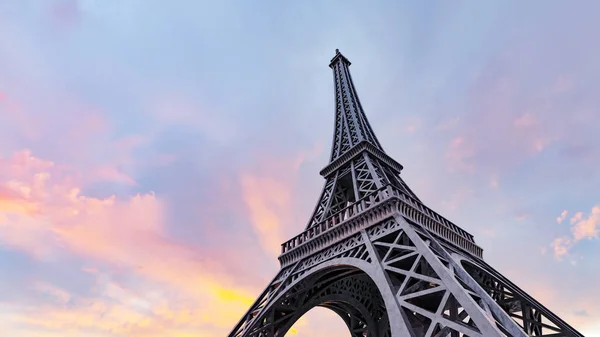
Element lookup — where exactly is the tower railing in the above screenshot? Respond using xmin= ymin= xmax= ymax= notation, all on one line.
xmin=280 ymin=184 xmax=483 ymax=260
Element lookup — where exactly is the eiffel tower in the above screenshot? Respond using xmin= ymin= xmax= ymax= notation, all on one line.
xmin=228 ymin=50 xmax=585 ymax=337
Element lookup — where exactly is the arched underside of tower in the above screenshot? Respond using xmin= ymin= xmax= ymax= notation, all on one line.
xmin=270 ymin=266 xmax=391 ymax=337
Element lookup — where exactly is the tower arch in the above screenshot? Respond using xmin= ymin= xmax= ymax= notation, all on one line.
xmin=275 ymin=266 xmax=389 ymax=337
xmin=239 ymin=257 xmax=399 ymax=337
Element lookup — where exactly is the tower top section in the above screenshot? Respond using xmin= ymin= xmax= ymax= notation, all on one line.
xmin=329 ymin=48 xmax=351 ymax=68
xmin=327 ymin=49 xmax=384 ymax=162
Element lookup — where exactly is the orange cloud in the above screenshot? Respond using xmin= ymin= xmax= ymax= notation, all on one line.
xmin=240 ymin=173 xmax=289 ymax=258
xmin=239 ymin=144 xmax=323 ymax=259
xmin=0 ymin=149 xmax=261 ymax=336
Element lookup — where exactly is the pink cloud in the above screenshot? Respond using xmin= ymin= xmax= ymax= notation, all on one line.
xmin=532 ymin=137 xmax=554 ymax=153
xmin=33 ymin=282 xmax=72 ymax=304
xmin=497 ymin=248 xmax=600 ymax=335
xmin=489 ymin=173 xmax=499 ymax=189
xmin=48 ymin=0 xmax=82 ymax=28
xmin=446 ymin=43 xmax=591 ymax=175
xmin=436 ymin=116 xmax=460 ymax=131
xmin=81 ymin=267 xmax=98 ymax=274
xmin=0 ymin=89 xmax=186 ymax=191
xmin=444 ymin=136 xmax=475 ymax=173
xmin=572 ymin=206 xmax=600 ymax=241
xmin=0 ymin=85 xmax=146 ymax=188
xmin=439 ymin=185 xmax=474 ymax=212
xmin=77 ymin=134 xmax=149 ymax=186
xmin=240 ymin=173 xmax=289 ymax=258
xmin=513 ymin=112 xmax=538 ymax=128
xmin=0 ymin=149 xmax=263 ymax=335
xmin=557 ymin=210 xmax=568 ymax=224
xmin=66 ymin=113 xmax=109 ymax=143
xmin=571 ymin=212 xmax=584 ymax=224
xmin=239 ymin=144 xmax=323 ymax=259
xmin=551 ymin=236 xmax=572 ymax=258
xmin=513 ymin=112 xmax=537 ymax=128
xmin=551 ymin=205 xmax=600 ymax=258
xmin=0 ymin=94 xmax=40 ymax=146
xmin=90 ymin=165 xmax=136 ymax=185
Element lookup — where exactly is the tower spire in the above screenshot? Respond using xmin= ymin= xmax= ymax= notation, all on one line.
xmin=328 ymin=49 xmax=383 ymax=162
xmin=300 ymin=50 xmax=420 ymax=230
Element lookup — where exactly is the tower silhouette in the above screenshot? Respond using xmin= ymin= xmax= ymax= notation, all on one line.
xmin=228 ymin=50 xmax=585 ymax=337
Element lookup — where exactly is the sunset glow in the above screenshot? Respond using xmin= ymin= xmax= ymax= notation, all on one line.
xmin=0 ymin=1 xmax=599 ymax=336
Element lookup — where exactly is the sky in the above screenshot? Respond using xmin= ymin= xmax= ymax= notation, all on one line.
xmin=0 ymin=0 xmax=599 ymax=336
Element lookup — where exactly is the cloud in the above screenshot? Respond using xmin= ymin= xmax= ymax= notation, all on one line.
xmin=0 ymin=149 xmax=260 ymax=335
xmin=0 ymin=88 xmax=140 ymax=186
xmin=557 ymin=210 xmax=568 ymax=224
xmin=489 ymin=173 xmax=499 ymax=189
xmin=513 ymin=112 xmax=537 ymax=128
xmin=436 ymin=117 xmax=460 ymax=131
xmin=571 ymin=212 xmax=583 ymax=224
xmin=551 ymin=205 xmax=600 ymax=258
xmin=1 ymin=1 xmax=599 ymax=336
xmin=439 ymin=185 xmax=474 ymax=211
xmin=437 ymin=39 xmax=598 ymax=179
xmin=444 ymin=136 xmax=475 ymax=173
xmin=48 ymin=0 xmax=83 ymax=28
xmin=572 ymin=206 xmax=600 ymax=241
xmin=550 ymin=237 xmax=572 ymax=259
xmin=89 ymin=165 xmax=136 ymax=185
xmin=240 ymin=145 xmax=323 ymax=259
xmin=240 ymin=173 xmax=288 ymax=258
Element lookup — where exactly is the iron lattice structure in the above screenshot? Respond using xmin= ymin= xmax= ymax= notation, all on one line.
xmin=228 ymin=50 xmax=585 ymax=337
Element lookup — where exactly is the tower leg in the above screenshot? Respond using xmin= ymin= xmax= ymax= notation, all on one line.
xmin=453 ymin=255 xmax=584 ymax=336
xmin=364 ymin=215 xmax=508 ymax=336
xmin=389 ymin=214 xmax=583 ymax=337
